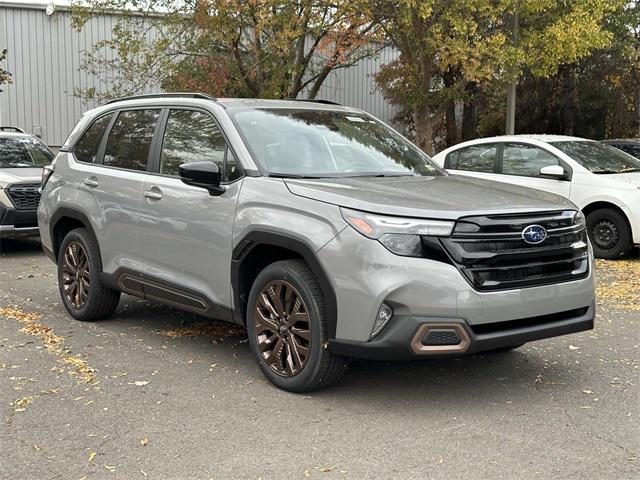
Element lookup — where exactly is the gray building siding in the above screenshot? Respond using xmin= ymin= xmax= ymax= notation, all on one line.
xmin=0 ymin=2 xmax=399 ymax=146
xmin=0 ymin=4 xmax=114 ymax=145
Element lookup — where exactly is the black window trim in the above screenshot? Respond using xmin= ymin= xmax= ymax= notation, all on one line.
xmin=148 ymin=105 xmax=245 ymax=185
xmin=71 ymin=106 xmax=163 ymax=175
xmin=445 ymin=142 xmax=502 ymax=174
xmin=497 ymin=141 xmax=573 ymax=181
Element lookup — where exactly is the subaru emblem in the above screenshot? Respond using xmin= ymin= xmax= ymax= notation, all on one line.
xmin=522 ymin=225 xmax=548 ymax=245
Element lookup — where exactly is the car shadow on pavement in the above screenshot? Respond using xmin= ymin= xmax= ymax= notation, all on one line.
xmin=99 ymin=295 xmax=558 ymax=407
xmin=0 ymin=238 xmax=43 ymax=256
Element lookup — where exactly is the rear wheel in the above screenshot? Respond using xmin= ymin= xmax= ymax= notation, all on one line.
xmin=586 ymin=208 xmax=632 ymax=259
xmin=57 ymin=228 xmax=120 ymax=321
xmin=246 ymin=259 xmax=349 ymax=392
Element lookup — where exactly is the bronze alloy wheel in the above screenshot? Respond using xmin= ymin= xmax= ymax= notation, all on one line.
xmin=62 ymin=241 xmax=91 ymax=309
xmin=254 ymin=280 xmax=312 ymax=377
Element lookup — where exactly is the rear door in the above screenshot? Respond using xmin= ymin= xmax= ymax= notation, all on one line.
xmin=139 ymin=108 xmax=244 ymax=312
xmin=444 ymin=143 xmax=501 ymax=182
xmin=72 ymin=108 xmax=160 ymax=274
xmin=494 ymin=142 xmax=572 ymax=198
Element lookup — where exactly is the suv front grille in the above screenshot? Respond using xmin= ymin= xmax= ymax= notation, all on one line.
xmin=439 ymin=211 xmax=589 ymax=291
xmin=7 ymin=183 xmax=41 ymax=210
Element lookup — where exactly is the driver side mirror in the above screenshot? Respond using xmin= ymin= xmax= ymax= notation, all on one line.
xmin=178 ymin=162 xmax=226 ymax=196
xmin=539 ymin=164 xmax=568 ymax=180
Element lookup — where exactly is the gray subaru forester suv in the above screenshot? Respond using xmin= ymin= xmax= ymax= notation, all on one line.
xmin=38 ymin=94 xmax=595 ymax=392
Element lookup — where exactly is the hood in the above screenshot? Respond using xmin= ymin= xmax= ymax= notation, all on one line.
xmin=0 ymin=168 xmax=43 ymax=187
xmin=285 ymin=174 xmax=576 ymax=219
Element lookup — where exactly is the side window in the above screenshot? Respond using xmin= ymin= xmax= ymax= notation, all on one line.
xmin=619 ymin=144 xmax=640 ymax=159
xmin=103 ymin=109 xmax=160 ymax=171
xmin=74 ymin=114 xmax=113 ymax=164
xmin=446 ymin=144 xmax=497 ymax=173
xmin=502 ymin=143 xmax=559 ymax=177
xmin=160 ymin=109 xmax=242 ymax=182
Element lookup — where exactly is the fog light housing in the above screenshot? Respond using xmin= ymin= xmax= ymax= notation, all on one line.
xmin=371 ymin=303 xmax=393 ymax=339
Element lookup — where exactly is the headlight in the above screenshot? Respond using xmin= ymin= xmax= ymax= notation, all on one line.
xmin=340 ymin=207 xmax=454 ymax=257
xmin=574 ymin=210 xmax=586 ymax=228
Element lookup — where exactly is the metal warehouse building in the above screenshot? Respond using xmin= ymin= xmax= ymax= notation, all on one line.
xmin=0 ymin=0 xmax=399 ymax=146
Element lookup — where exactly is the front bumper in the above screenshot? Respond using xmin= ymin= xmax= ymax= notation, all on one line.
xmin=318 ymin=226 xmax=596 ymax=345
xmin=330 ymin=302 xmax=595 ymax=360
xmin=0 ymin=204 xmax=40 ymax=238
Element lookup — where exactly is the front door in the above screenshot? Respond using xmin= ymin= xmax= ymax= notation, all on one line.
xmin=494 ymin=142 xmax=572 ymax=198
xmin=139 ymin=108 xmax=243 ymax=312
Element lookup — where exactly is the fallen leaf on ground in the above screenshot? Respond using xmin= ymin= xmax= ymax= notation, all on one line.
xmin=317 ymin=466 xmax=336 ymax=473
xmin=88 ymin=452 xmax=97 ymax=462
xmin=157 ymin=323 xmax=244 ymax=339
xmin=596 ymin=260 xmax=640 ymax=310
xmin=140 ymin=437 xmax=149 ymax=446
xmin=1 ymin=306 xmax=96 ymax=383
xmin=14 ymin=396 xmax=34 ymax=409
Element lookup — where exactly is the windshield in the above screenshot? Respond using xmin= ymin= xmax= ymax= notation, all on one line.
xmin=229 ymin=109 xmax=442 ymax=177
xmin=0 ymin=136 xmax=54 ymax=168
xmin=551 ymin=141 xmax=640 ymax=174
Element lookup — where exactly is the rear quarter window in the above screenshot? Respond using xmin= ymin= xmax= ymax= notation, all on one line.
xmin=74 ymin=114 xmax=113 ymax=163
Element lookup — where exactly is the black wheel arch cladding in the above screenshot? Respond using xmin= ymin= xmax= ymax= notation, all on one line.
xmin=231 ymin=230 xmax=338 ymax=339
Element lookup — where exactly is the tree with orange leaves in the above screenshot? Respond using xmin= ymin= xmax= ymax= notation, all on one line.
xmin=72 ymin=0 xmax=378 ymax=101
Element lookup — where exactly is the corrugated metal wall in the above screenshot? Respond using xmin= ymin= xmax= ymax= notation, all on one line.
xmin=0 ymin=5 xmax=115 ymax=145
xmin=313 ymin=44 xmax=400 ymax=127
xmin=0 ymin=2 xmax=400 ymax=146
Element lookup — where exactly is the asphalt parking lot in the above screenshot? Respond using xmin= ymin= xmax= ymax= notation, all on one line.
xmin=1 ymin=239 xmax=639 ymax=480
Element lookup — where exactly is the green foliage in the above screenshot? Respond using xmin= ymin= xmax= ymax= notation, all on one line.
xmin=0 ymin=48 xmax=12 ymax=92
xmin=71 ymin=0 xmax=378 ymax=101
xmin=373 ymin=0 xmax=620 ymax=153
xmin=479 ymin=0 xmax=640 ymax=139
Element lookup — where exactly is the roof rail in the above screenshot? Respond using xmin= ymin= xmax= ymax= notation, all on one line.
xmin=106 ymin=93 xmax=217 ymax=105
xmin=295 ymin=99 xmax=342 ymax=106
xmin=0 ymin=126 xmax=26 ymax=133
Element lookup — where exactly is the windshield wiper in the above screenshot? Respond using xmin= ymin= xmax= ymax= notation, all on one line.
xmin=339 ymin=173 xmax=418 ymax=178
xmin=267 ymin=173 xmax=325 ymax=179
xmin=592 ymin=169 xmax=624 ymax=174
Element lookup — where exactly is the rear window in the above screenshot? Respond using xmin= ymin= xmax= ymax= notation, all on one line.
xmin=74 ymin=114 xmax=113 ymax=164
xmin=446 ymin=144 xmax=497 ymax=173
xmin=103 ymin=109 xmax=160 ymax=171
xmin=0 ymin=136 xmax=54 ymax=168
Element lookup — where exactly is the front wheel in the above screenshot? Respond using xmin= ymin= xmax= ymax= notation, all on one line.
xmin=586 ymin=208 xmax=632 ymax=259
xmin=246 ymin=259 xmax=349 ymax=392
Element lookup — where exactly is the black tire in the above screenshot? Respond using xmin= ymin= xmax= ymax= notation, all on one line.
xmin=246 ymin=259 xmax=349 ymax=392
xmin=57 ymin=228 xmax=120 ymax=321
xmin=586 ymin=208 xmax=632 ymax=259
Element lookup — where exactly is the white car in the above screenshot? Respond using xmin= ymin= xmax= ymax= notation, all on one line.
xmin=433 ymin=135 xmax=640 ymax=259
